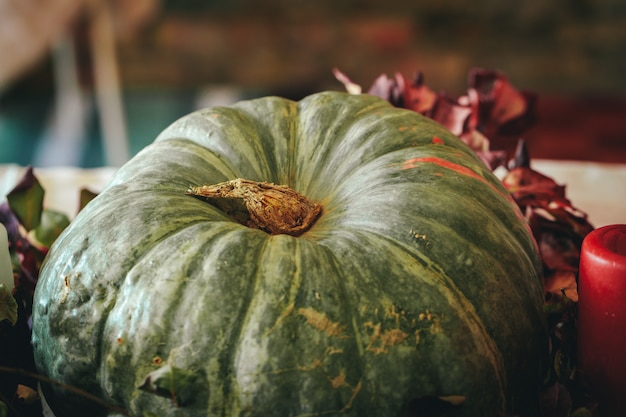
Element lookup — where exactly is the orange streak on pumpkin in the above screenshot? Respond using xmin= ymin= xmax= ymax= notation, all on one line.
xmin=401 ymin=157 xmax=523 ymax=219
xmin=402 ymin=157 xmax=485 ymax=181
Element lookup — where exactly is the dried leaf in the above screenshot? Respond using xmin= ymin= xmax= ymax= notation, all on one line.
xmin=474 ymin=149 xmax=509 ymax=171
xmin=544 ymin=270 xmax=578 ymax=302
xmin=79 ymin=188 xmax=99 ymax=212
xmin=16 ymin=384 xmax=39 ymax=404
xmin=539 ymin=233 xmax=581 ymax=272
xmin=509 ymin=139 xmax=531 ymax=169
xmin=334 ymin=67 xmax=536 ymax=171
xmin=428 ymin=94 xmax=472 ymax=137
xmin=544 ymin=292 xmax=576 ymax=316
xmin=332 ymin=68 xmax=362 ymax=95
xmin=501 ymin=167 xmax=567 ymax=205
xmin=398 ymin=72 xmax=438 ymax=114
xmin=467 ymin=68 xmax=537 ymax=137
xmin=366 ymin=73 xmax=405 ymax=107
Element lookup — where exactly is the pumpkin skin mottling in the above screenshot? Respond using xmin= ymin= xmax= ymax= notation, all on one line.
xmin=32 ymin=92 xmax=548 ymax=417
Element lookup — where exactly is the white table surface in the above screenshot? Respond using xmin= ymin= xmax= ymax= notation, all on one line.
xmin=1 ymin=160 xmax=625 ymax=227
xmin=531 ymin=160 xmax=626 ymax=228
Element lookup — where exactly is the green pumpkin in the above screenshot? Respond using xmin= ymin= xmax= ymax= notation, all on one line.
xmin=32 ymin=91 xmax=547 ymax=417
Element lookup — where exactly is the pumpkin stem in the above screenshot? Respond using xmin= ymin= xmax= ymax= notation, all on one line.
xmin=186 ymin=179 xmax=322 ymax=236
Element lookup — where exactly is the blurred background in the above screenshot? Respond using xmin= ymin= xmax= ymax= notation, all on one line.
xmin=1 ymin=0 xmax=626 ymax=167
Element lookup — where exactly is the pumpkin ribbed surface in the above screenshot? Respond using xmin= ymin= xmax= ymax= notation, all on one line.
xmin=32 ymin=91 xmax=547 ymax=417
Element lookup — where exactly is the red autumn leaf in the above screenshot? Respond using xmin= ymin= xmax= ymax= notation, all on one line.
xmin=502 ymin=166 xmax=567 ymax=206
xmin=427 ymin=93 xmax=472 ymax=137
xmin=398 ymin=72 xmax=438 ymax=114
xmin=334 ymin=68 xmax=439 ymax=115
xmin=474 ymin=149 xmax=509 ymax=171
xmin=544 ymin=269 xmax=579 ymax=302
xmin=367 ymin=72 xmax=405 ymax=107
xmin=467 ymin=68 xmax=537 ymax=137
xmin=469 ymin=69 xmax=525 ymax=123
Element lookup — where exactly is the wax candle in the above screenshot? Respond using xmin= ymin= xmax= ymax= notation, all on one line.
xmin=578 ymin=224 xmax=626 ymax=417
xmin=0 ymin=223 xmax=14 ymax=289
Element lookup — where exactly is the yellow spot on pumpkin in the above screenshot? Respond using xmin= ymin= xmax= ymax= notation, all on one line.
xmin=307 ymin=358 xmax=323 ymax=369
xmin=267 ymin=346 xmax=343 ymax=375
xmin=381 ymin=329 xmax=409 ymax=348
xmin=297 ymin=307 xmax=346 ymax=338
xmin=325 ymin=346 xmax=344 ymax=356
xmin=329 ymin=371 xmax=350 ymax=389
xmin=430 ymin=318 xmax=443 ymax=334
xmin=385 ymin=304 xmax=408 ymax=325
xmin=60 ymin=274 xmax=71 ymax=304
xmin=410 ymin=229 xmax=428 ymax=241
xmin=60 ymin=272 xmax=81 ymax=304
xmin=342 ymin=380 xmax=363 ymax=412
xmin=364 ymin=322 xmax=409 ymax=354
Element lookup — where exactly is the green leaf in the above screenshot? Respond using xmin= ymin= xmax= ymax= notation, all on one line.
xmin=32 ymin=209 xmax=71 ymax=248
xmin=0 ymin=399 xmax=8 ymax=417
xmin=6 ymin=167 xmax=44 ymax=231
xmin=571 ymin=407 xmax=593 ymax=417
xmin=138 ymin=364 xmax=202 ymax=407
xmin=0 ymin=283 xmax=18 ymax=326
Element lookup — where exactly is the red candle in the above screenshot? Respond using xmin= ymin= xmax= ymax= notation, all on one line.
xmin=578 ymin=224 xmax=626 ymax=417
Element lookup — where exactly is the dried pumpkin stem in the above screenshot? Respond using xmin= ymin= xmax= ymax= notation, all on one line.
xmin=186 ymin=178 xmax=322 ymax=236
